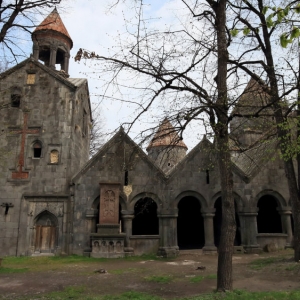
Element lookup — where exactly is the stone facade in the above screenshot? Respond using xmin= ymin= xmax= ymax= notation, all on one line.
xmin=0 ymin=10 xmax=91 ymax=256
xmin=0 ymin=10 xmax=293 ymax=258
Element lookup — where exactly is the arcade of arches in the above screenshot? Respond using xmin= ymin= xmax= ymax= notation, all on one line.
xmin=88 ymin=192 xmax=293 ymax=255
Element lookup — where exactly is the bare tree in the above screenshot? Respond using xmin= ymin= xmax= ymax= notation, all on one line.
xmin=76 ymin=0 xmax=239 ymax=291
xmin=0 ymin=0 xmax=64 ymax=62
xmin=90 ymin=105 xmax=106 ymax=157
xmin=227 ymin=0 xmax=300 ymax=262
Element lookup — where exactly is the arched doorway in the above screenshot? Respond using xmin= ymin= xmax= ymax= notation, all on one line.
xmin=34 ymin=210 xmax=58 ymax=253
xmin=177 ymin=196 xmax=204 ymax=249
xmin=257 ymin=195 xmax=282 ymax=233
xmin=214 ymin=197 xmax=241 ymax=247
xmin=132 ymin=197 xmax=159 ymax=235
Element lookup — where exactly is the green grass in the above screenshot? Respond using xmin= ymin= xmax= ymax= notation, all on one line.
xmin=46 ymin=286 xmax=87 ymax=299
xmin=101 ymin=291 xmax=162 ymax=300
xmin=2 ymin=289 xmax=300 ymax=300
xmin=144 ymin=275 xmax=173 ymax=283
xmin=122 ymin=254 xmax=166 ymax=261
xmin=190 ymin=274 xmax=217 ymax=283
xmin=110 ymin=268 xmax=140 ymax=274
xmin=1 ymin=255 xmax=108 ymax=267
xmin=249 ymin=257 xmax=279 ymax=270
xmin=0 ymin=267 xmax=28 ymax=274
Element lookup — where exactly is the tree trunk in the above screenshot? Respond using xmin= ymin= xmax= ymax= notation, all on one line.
xmin=216 ymin=132 xmax=236 ymax=291
xmin=213 ymin=0 xmax=236 ymax=291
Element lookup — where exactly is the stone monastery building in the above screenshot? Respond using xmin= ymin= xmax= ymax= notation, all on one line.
xmin=0 ymin=9 xmax=294 ymax=257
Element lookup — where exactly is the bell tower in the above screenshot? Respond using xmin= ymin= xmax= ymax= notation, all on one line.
xmin=32 ymin=8 xmax=73 ymax=76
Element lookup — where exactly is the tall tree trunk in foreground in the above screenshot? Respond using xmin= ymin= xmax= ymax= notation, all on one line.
xmin=212 ymin=0 xmax=236 ymax=291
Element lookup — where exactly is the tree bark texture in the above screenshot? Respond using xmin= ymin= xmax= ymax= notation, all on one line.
xmin=213 ymin=0 xmax=236 ymax=291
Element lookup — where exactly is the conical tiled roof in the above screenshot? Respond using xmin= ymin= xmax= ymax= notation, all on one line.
xmin=146 ymin=119 xmax=188 ymax=151
xmin=233 ymin=78 xmax=269 ymax=115
xmin=33 ymin=8 xmax=72 ymax=48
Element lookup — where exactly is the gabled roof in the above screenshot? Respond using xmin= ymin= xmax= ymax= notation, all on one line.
xmin=0 ymin=57 xmax=86 ymax=90
xmin=146 ymin=118 xmax=188 ymax=151
xmin=167 ymin=135 xmax=214 ymax=178
xmin=33 ymin=8 xmax=73 ymax=48
xmin=71 ymin=127 xmax=167 ymax=182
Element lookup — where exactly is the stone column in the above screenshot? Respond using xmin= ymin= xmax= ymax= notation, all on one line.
xmin=49 ymin=45 xmax=57 ymax=69
xmin=202 ymin=208 xmax=217 ymax=254
xmin=63 ymin=52 xmax=70 ymax=75
xmin=121 ymin=210 xmax=134 ymax=255
xmin=278 ymin=207 xmax=293 ymax=247
xmin=157 ymin=209 xmax=179 ymax=258
xmin=239 ymin=207 xmax=261 ymax=253
xmin=32 ymin=42 xmax=39 ymax=60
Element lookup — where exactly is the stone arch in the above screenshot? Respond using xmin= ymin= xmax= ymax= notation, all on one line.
xmin=34 ymin=210 xmax=58 ymax=253
xmin=174 ymin=191 xmax=208 ymax=209
xmin=254 ymin=190 xmax=287 ymax=208
xmin=129 ymin=192 xmax=162 ymax=212
xmin=130 ymin=193 xmax=160 ymax=235
xmin=176 ymin=193 xmax=205 ymax=249
xmin=211 ymin=191 xmax=244 ymax=211
xmin=256 ymin=191 xmax=284 ymax=233
xmin=212 ymin=192 xmax=242 ymax=247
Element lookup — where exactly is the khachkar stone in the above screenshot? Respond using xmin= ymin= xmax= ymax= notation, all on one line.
xmin=97 ymin=183 xmax=120 ymax=234
xmin=90 ymin=183 xmax=126 ymax=258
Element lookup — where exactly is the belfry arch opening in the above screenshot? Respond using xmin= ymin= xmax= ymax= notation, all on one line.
xmin=213 ymin=197 xmax=241 ymax=247
xmin=257 ymin=195 xmax=282 ymax=233
xmin=132 ymin=198 xmax=159 ymax=235
xmin=177 ymin=196 xmax=204 ymax=249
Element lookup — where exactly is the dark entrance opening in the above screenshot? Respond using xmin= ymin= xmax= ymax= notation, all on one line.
xmin=132 ymin=198 xmax=159 ymax=235
xmin=214 ymin=197 xmax=241 ymax=247
xmin=177 ymin=196 xmax=204 ymax=249
xmin=257 ymin=195 xmax=282 ymax=233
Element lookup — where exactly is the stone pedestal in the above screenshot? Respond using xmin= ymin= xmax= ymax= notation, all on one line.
xmin=90 ymin=183 xmax=126 ymax=258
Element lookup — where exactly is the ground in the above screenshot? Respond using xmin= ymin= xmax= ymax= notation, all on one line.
xmin=0 ymin=249 xmax=299 ymax=299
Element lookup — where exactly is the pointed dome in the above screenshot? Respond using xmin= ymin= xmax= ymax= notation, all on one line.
xmin=233 ymin=78 xmax=269 ymax=115
xmin=146 ymin=118 xmax=188 ymax=151
xmin=33 ymin=8 xmax=73 ymax=49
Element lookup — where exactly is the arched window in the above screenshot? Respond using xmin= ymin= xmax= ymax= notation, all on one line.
xmin=33 ymin=141 xmax=42 ymax=158
xmin=132 ymin=198 xmax=158 ymax=235
xmin=50 ymin=150 xmax=59 ymax=164
xmin=257 ymin=195 xmax=282 ymax=233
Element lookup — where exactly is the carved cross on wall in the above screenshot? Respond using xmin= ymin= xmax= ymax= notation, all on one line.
xmin=10 ymin=111 xmax=40 ymax=179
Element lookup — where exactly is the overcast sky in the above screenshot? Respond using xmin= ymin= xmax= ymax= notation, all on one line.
xmin=57 ymin=0 xmax=203 ymax=150
xmin=1 ymin=0 xmax=206 ymax=151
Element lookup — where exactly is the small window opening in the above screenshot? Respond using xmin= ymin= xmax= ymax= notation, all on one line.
xmin=50 ymin=150 xmax=59 ymax=164
xmin=11 ymin=94 xmax=21 ymax=107
xmin=206 ymin=170 xmax=210 ymax=184
xmin=27 ymin=74 xmax=36 ymax=84
xmin=33 ymin=142 xmax=42 ymax=158
xmin=124 ymin=170 xmax=129 ymax=186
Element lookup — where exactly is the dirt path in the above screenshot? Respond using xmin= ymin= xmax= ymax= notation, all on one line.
xmin=0 ymin=250 xmax=299 ymax=299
